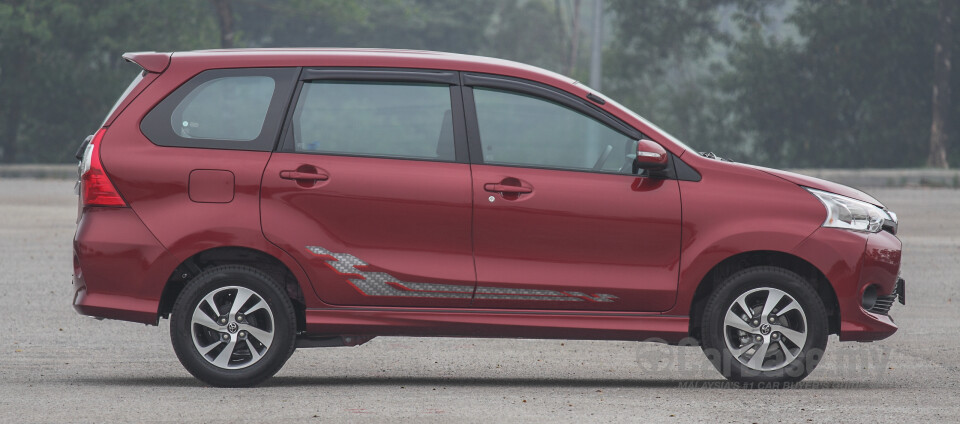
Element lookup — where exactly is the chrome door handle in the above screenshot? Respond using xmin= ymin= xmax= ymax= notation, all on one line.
xmin=279 ymin=170 xmax=329 ymax=181
xmin=483 ymin=183 xmax=532 ymax=194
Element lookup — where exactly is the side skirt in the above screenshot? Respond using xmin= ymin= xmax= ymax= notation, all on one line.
xmin=303 ymin=307 xmax=690 ymax=344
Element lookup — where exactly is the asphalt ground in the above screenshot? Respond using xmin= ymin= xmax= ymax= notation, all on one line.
xmin=1 ymin=179 xmax=958 ymax=423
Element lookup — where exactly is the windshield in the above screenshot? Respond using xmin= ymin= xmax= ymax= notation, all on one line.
xmin=611 ymin=97 xmax=697 ymax=153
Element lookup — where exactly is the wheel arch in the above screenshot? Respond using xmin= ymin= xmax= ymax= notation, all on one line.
xmin=688 ymin=250 xmax=840 ymax=342
xmin=158 ymin=246 xmax=306 ymax=331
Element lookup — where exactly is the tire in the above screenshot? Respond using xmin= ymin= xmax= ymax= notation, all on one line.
xmin=700 ymin=266 xmax=828 ymax=385
xmin=170 ymin=265 xmax=297 ymax=387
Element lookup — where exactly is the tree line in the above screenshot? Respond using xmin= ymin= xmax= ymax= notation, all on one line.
xmin=0 ymin=0 xmax=955 ymax=168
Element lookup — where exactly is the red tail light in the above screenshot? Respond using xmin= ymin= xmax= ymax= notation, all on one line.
xmin=80 ymin=128 xmax=127 ymax=207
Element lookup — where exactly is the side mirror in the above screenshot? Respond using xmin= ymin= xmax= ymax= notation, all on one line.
xmin=634 ymin=139 xmax=668 ymax=172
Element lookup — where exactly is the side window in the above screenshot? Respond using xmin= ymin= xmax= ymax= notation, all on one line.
xmin=171 ymin=76 xmax=274 ymax=141
xmin=140 ymin=67 xmax=298 ymax=151
xmin=472 ymin=88 xmax=634 ymax=173
xmin=291 ymin=81 xmax=455 ymax=161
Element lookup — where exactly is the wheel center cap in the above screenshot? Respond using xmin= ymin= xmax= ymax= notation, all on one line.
xmin=759 ymin=323 xmax=772 ymax=335
xmin=227 ymin=322 xmax=239 ymax=334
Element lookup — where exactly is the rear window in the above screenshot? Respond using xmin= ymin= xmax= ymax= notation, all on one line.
xmin=101 ymin=71 xmax=144 ymax=127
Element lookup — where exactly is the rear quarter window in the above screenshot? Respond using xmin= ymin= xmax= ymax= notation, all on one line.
xmin=171 ymin=76 xmax=274 ymax=141
xmin=140 ymin=67 xmax=299 ymax=151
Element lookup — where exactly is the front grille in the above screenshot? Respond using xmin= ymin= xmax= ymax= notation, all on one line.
xmin=868 ymin=280 xmax=900 ymax=315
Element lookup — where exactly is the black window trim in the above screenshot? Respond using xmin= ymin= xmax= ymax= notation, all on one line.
xmin=140 ymin=67 xmax=301 ymax=152
xmin=460 ymin=72 xmax=659 ymax=176
xmin=277 ymin=67 xmax=470 ymax=164
xmin=299 ymin=67 xmax=459 ymax=85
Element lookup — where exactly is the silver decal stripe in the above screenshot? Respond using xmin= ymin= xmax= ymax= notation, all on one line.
xmin=306 ymin=246 xmax=473 ymax=299
xmin=305 ymin=246 xmax=617 ymax=302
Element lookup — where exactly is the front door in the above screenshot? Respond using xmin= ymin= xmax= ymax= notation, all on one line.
xmin=261 ymin=69 xmax=476 ymax=308
xmin=463 ymin=77 xmax=682 ymax=312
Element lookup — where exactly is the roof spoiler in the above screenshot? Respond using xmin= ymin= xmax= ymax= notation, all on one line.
xmin=122 ymin=51 xmax=171 ymax=73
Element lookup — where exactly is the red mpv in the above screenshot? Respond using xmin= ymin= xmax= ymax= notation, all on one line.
xmin=73 ymin=49 xmax=903 ymax=387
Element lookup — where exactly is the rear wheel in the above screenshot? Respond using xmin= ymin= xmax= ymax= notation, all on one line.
xmin=170 ymin=265 xmax=296 ymax=387
xmin=700 ymin=266 xmax=828 ymax=384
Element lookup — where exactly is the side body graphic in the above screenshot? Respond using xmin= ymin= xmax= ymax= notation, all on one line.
xmin=306 ymin=246 xmax=617 ymax=302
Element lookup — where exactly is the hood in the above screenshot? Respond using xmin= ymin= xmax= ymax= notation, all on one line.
xmin=745 ymin=165 xmax=883 ymax=207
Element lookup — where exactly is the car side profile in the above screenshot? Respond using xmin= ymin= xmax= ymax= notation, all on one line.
xmin=73 ymin=49 xmax=904 ymax=387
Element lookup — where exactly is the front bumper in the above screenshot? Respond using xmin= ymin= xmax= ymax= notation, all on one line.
xmin=866 ymin=277 xmax=906 ymax=315
xmin=793 ymin=227 xmax=902 ymax=342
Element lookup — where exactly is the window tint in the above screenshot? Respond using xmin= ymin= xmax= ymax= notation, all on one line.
xmin=170 ymin=76 xmax=275 ymax=141
xmin=101 ymin=70 xmax=144 ymax=127
xmin=292 ymin=81 xmax=455 ymax=161
xmin=473 ymin=88 xmax=634 ymax=173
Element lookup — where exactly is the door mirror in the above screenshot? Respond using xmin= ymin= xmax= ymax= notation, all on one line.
xmin=634 ymin=139 xmax=668 ymax=171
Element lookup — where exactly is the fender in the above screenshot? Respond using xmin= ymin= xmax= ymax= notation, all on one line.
xmin=666 ymin=157 xmax=825 ymax=316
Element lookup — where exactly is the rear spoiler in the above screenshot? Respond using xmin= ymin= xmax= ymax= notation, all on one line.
xmin=122 ymin=51 xmax=171 ymax=73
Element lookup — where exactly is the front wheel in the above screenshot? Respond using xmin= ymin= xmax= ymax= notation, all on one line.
xmin=170 ymin=265 xmax=297 ymax=387
xmin=700 ymin=266 xmax=829 ymax=384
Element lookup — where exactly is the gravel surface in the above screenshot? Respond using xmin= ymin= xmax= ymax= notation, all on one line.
xmin=1 ymin=179 xmax=957 ymax=423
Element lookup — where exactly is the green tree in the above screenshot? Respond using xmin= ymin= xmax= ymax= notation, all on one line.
xmin=9 ymin=0 xmax=953 ymax=168
xmin=0 ymin=1 xmax=580 ymax=163
xmin=604 ymin=0 xmax=754 ymax=157
xmin=0 ymin=0 xmax=217 ymax=163
xmin=483 ymin=0 xmax=568 ymax=72
xmin=928 ymin=0 xmax=954 ymax=168
xmin=720 ymin=1 xmax=954 ymax=168
xmin=208 ymin=0 xmax=367 ymax=49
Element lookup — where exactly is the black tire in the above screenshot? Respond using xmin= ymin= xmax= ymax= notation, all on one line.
xmin=700 ymin=266 xmax=828 ymax=385
xmin=170 ymin=265 xmax=297 ymax=387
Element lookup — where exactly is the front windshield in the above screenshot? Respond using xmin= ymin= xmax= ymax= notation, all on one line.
xmin=575 ymin=82 xmax=697 ymax=154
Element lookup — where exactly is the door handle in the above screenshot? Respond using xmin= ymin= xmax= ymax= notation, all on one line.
xmin=280 ymin=170 xmax=329 ymax=181
xmin=483 ymin=183 xmax=532 ymax=194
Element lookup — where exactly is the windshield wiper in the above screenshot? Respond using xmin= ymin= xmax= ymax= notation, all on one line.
xmin=699 ymin=152 xmax=733 ymax=162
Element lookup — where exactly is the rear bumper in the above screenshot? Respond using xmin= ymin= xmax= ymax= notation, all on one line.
xmin=793 ymin=228 xmax=902 ymax=342
xmin=73 ymin=207 xmax=175 ymax=324
xmin=72 ymin=286 xmax=161 ymax=323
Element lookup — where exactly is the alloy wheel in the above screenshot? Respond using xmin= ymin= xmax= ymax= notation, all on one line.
xmin=190 ymin=285 xmax=275 ymax=370
xmin=722 ymin=287 xmax=808 ymax=372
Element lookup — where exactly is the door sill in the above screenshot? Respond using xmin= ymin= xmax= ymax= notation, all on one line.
xmin=304 ymin=306 xmax=689 ymax=343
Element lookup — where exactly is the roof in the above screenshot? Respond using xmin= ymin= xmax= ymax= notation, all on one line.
xmin=129 ymin=48 xmax=578 ymax=92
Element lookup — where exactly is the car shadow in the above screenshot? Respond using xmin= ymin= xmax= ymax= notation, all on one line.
xmin=59 ymin=375 xmax=901 ymax=390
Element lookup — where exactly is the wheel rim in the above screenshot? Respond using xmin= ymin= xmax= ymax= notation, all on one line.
xmin=722 ymin=287 xmax=808 ymax=372
xmin=190 ymin=285 xmax=275 ymax=370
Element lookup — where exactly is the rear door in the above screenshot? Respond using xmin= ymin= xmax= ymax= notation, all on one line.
xmin=261 ymin=68 xmax=476 ymax=307
xmin=462 ymin=74 xmax=683 ymax=312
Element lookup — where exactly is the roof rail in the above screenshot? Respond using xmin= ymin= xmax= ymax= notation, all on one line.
xmin=121 ymin=51 xmax=171 ymax=73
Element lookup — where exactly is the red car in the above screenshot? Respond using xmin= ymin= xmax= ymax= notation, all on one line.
xmin=73 ymin=49 xmax=904 ymax=387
